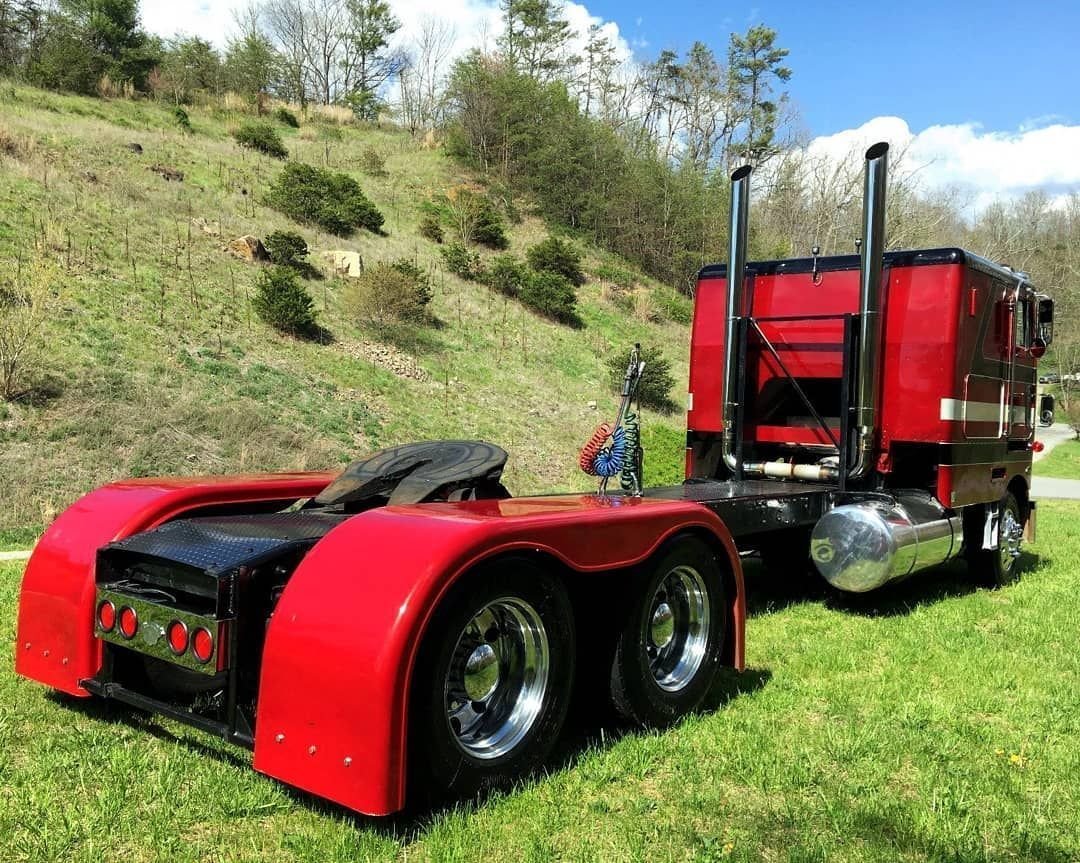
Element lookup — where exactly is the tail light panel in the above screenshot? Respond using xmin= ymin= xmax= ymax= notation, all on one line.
xmin=94 ymin=587 xmax=229 ymax=674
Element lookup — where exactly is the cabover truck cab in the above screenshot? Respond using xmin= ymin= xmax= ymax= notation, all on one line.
xmin=14 ymin=143 xmax=1051 ymax=816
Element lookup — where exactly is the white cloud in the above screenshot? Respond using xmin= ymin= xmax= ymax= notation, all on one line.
xmin=807 ymin=115 xmax=1080 ymax=214
xmin=140 ymin=0 xmax=631 ymax=64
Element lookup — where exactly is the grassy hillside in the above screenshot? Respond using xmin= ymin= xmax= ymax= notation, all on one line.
xmin=3 ymin=502 xmax=1079 ymax=862
xmin=0 ymin=82 xmax=691 ymax=533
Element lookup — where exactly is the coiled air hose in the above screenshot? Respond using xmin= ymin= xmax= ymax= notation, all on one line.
xmin=579 ymin=423 xmax=626 ymax=477
xmin=578 ymin=345 xmax=646 ymax=494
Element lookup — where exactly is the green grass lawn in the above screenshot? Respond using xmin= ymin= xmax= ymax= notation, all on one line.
xmin=1033 ymin=438 xmax=1080 ymax=478
xmin=3 ymin=501 xmax=1079 ymax=862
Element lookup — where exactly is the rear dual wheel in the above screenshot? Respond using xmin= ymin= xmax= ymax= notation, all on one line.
xmin=410 ymin=560 xmax=575 ymax=802
xmin=609 ymin=536 xmax=728 ymax=727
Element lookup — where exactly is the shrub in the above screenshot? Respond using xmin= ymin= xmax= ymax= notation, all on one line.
xmin=274 ymin=106 xmax=300 ymax=128
xmin=233 ymin=122 xmax=288 ymax=159
xmin=419 ymin=214 xmax=444 ymax=243
xmin=358 ymin=148 xmax=388 ymax=177
xmin=484 ymin=254 xmax=527 ymax=298
xmin=0 ymin=254 xmax=55 ymax=400
xmin=343 ymin=261 xmax=432 ymax=325
xmin=266 ymin=162 xmax=384 ymax=236
xmin=471 ymin=198 xmax=509 ymax=249
xmin=654 ymin=287 xmax=694 ymax=325
xmin=595 ymin=263 xmax=636 ymax=289
xmin=264 ymin=230 xmax=309 ymax=267
xmin=527 ymin=236 xmax=585 ymax=286
xmin=440 ymin=243 xmax=484 ymax=280
xmin=252 ymin=266 xmax=317 ymax=337
xmin=606 ymin=345 xmax=677 ymax=413
xmin=519 ymin=270 xmax=581 ymax=327
xmin=173 ymin=106 xmax=192 ymax=133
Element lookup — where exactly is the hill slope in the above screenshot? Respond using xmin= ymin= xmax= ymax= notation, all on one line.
xmin=0 ymin=83 xmax=693 ymax=533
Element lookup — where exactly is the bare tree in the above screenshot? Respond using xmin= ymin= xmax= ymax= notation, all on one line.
xmin=397 ymin=16 xmax=454 ymax=133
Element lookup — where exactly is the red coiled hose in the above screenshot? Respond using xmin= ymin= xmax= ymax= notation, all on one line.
xmin=578 ymin=423 xmax=613 ymax=475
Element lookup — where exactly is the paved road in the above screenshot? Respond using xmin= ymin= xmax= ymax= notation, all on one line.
xmin=1034 ymin=422 xmax=1074 ymax=462
xmin=1031 ymin=422 xmax=1080 ymax=498
xmin=1032 ymin=476 xmax=1080 ymax=500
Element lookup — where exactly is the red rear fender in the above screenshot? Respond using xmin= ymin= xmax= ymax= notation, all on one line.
xmin=14 ymin=473 xmax=335 ymax=695
xmin=253 ymin=494 xmax=745 ymax=816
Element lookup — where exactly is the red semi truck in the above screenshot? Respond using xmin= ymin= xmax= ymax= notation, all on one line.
xmin=15 ymin=143 xmax=1054 ymax=815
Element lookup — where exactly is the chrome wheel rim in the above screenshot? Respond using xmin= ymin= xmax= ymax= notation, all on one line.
xmin=444 ymin=597 xmax=549 ymax=760
xmin=999 ymin=506 xmax=1022 ymax=573
xmin=646 ymin=565 xmax=710 ymax=692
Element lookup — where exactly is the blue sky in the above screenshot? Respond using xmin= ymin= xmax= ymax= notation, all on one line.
xmin=587 ymin=0 xmax=1079 ymax=136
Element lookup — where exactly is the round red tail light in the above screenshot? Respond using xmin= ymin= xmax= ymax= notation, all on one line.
xmin=166 ymin=620 xmax=189 ymax=655
xmin=97 ymin=600 xmax=116 ymax=633
xmin=192 ymin=628 xmax=214 ymax=663
xmin=118 ymin=606 xmax=138 ymax=639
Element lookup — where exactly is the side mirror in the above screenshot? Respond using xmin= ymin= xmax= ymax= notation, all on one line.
xmin=1029 ymin=336 xmax=1047 ymax=360
xmin=1038 ymin=297 xmax=1054 ymax=345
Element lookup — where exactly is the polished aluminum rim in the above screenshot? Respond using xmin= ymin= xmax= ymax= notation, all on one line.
xmin=999 ymin=506 xmax=1023 ymax=572
xmin=647 ymin=565 xmax=710 ymax=692
xmin=444 ymin=597 xmax=549 ymax=760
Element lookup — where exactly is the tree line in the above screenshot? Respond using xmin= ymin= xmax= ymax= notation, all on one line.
xmin=0 ymin=0 xmax=1076 ymax=379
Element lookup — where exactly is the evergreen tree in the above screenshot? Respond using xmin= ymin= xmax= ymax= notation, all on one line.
xmin=343 ymin=0 xmax=407 ymax=120
xmin=499 ymin=0 xmax=576 ymax=82
xmin=727 ymin=25 xmax=791 ymax=163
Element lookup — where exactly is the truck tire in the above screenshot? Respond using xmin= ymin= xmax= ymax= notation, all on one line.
xmin=609 ymin=536 xmax=727 ymax=727
xmin=409 ymin=559 xmax=575 ymax=803
xmin=967 ymin=491 xmax=1024 ymax=587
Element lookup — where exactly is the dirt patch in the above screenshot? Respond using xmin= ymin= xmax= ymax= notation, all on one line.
xmin=340 ymin=340 xmax=430 ymax=382
xmin=149 ymin=164 xmax=184 ymax=182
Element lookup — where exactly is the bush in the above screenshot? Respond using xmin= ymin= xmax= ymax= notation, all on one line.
xmin=264 ymin=230 xmax=309 ymax=267
xmin=484 ymin=254 xmax=527 ymax=298
xmin=343 ymin=261 xmax=432 ymax=325
xmin=233 ymin=122 xmax=288 ymax=159
xmin=527 ymin=236 xmax=585 ymax=286
xmin=266 ymin=162 xmax=384 ymax=236
xmin=606 ymin=345 xmax=677 ymax=413
xmin=252 ymin=266 xmax=317 ymax=337
xmin=419 ymin=214 xmax=444 ymax=243
xmin=471 ymin=198 xmax=509 ymax=249
xmin=173 ymin=106 xmax=192 ymax=133
xmin=0 ymin=253 xmax=55 ymax=400
xmin=440 ymin=243 xmax=484 ymax=280
xmin=358 ymin=148 xmax=387 ymax=177
xmin=274 ymin=106 xmax=300 ymax=128
xmin=654 ymin=287 xmax=694 ymax=325
xmin=595 ymin=263 xmax=636 ymax=289
xmin=519 ymin=270 xmax=581 ymax=327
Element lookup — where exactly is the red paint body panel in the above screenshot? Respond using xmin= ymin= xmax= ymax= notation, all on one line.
xmin=253 ymin=494 xmax=744 ymax=816
xmin=14 ymin=473 xmax=335 ymax=695
xmin=690 ymin=255 xmax=1037 ymax=505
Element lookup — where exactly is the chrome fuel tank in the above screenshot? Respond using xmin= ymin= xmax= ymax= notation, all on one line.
xmin=810 ymin=493 xmax=962 ymax=593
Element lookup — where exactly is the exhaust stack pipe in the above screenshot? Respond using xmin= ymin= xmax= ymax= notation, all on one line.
xmin=720 ymin=165 xmax=752 ymax=475
xmin=849 ymin=141 xmax=889 ymax=479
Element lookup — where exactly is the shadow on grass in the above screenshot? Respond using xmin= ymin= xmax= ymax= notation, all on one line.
xmin=46 ymin=690 xmax=251 ymax=770
xmin=849 ymin=810 xmax=1075 ymax=863
xmin=8 ymin=374 xmax=65 ymax=407
xmin=49 ymin=661 xmax=770 ymax=841
xmin=742 ymin=550 xmax=1044 ymax=619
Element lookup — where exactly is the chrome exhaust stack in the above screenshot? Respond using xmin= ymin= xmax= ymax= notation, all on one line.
xmin=720 ymin=164 xmax=752 ymax=476
xmin=849 ymin=141 xmax=889 ymax=479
